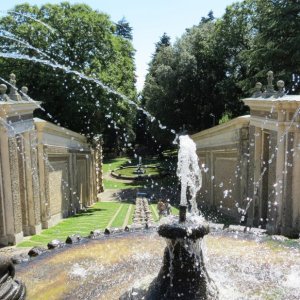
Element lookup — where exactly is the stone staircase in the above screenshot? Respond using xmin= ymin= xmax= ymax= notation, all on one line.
xmin=132 ymin=197 xmax=154 ymax=226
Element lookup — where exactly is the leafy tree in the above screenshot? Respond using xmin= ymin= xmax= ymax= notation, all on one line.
xmin=0 ymin=2 xmax=137 ymax=152
xmin=143 ymin=19 xmax=233 ymax=148
xmin=241 ymin=0 xmax=300 ymax=93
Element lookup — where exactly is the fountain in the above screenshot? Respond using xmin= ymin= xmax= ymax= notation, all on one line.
xmin=121 ymin=135 xmax=218 ymax=299
xmin=133 ymin=156 xmax=145 ymax=175
xmin=0 ymin=257 xmax=25 ymax=300
xmin=0 ymin=9 xmax=299 ymax=300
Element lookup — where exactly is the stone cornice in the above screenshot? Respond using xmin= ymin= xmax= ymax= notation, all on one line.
xmin=34 ymin=118 xmax=87 ymax=144
xmin=191 ymin=115 xmax=250 ymax=141
xmin=0 ymin=101 xmax=41 ymax=118
xmin=243 ymin=96 xmax=300 ymax=112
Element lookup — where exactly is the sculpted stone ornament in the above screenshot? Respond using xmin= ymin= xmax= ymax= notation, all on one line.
xmin=0 ymin=256 xmax=26 ymax=299
xmin=252 ymin=82 xmax=263 ymax=98
xmin=8 ymin=73 xmax=22 ymax=101
xmin=275 ymin=80 xmax=285 ymax=98
xmin=263 ymin=70 xmax=276 ymax=98
xmin=21 ymin=86 xmax=30 ymax=101
xmin=0 ymin=84 xmax=11 ymax=102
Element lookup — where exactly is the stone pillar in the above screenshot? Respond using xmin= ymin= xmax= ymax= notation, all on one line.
xmin=272 ymin=110 xmax=286 ymax=234
xmin=37 ymin=143 xmax=50 ymax=229
xmin=95 ymin=139 xmax=104 ymax=194
xmin=23 ymin=131 xmax=41 ymax=235
xmin=247 ymin=126 xmax=262 ymax=226
xmin=292 ymin=132 xmax=300 ymax=232
xmin=7 ymin=137 xmax=24 ymax=244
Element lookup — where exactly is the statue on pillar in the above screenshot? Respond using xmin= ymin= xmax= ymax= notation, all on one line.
xmin=263 ymin=70 xmax=276 ymax=98
xmin=0 ymin=84 xmax=11 ymax=102
xmin=275 ymin=80 xmax=285 ymax=98
xmin=8 ymin=73 xmax=22 ymax=101
xmin=252 ymin=82 xmax=263 ymax=98
xmin=21 ymin=86 xmax=30 ymax=101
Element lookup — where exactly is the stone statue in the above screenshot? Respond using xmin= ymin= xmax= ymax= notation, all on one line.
xmin=0 ymin=256 xmax=26 ymax=299
xmin=0 ymin=84 xmax=11 ymax=102
xmin=263 ymin=70 xmax=276 ymax=98
xmin=8 ymin=73 xmax=22 ymax=101
xmin=276 ymin=80 xmax=285 ymax=98
xmin=21 ymin=86 xmax=30 ymax=101
xmin=252 ymin=82 xmax=263 ymax=98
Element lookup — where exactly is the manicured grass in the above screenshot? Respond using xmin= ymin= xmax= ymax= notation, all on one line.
xmin=103 ymin=178 xmax=142 ymax=190
xmin=150 ymin=204 xmax=159 ymax=222
xmin=102 ymin=157 xmax=131 ymax=173
xmin=111 ymin=203 xmax=131 ymax=228
xmin=150 ymin=204 xmax=179 ymax=222
xmin=17 ymin=202 xmax=133 ymax=248
xmin=116 ymin=166 xmax=160 ymax=177
xmin=127 ymin=205 xmax=134 ymax=225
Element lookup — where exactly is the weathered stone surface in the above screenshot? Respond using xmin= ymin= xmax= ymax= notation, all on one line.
xmin=89 ymin=229 xmax=102 ymax=238
xmin=0 ymin=256 xmax=26 ymax=300
xmin=209 ymin=223 xmax=225 ymax=231
xmin=158 ymin=223 xmax=209 ymax=240
xmin=226 ymin=225 xmax=247 ymax=233
xmin=47 ymin=239 xmax=65 ymax=250
xmin=65 ymin=234 xmax=82 ymax=244
xmin=104 ymin=228 xmax=123 ymax=235
xmin=11 ymin=254 xmax=29 ymax=265
xmin=28 ymin=247 xmax=48 ymax=257
xmin=121 ymin=221 xmax=218 ymax=300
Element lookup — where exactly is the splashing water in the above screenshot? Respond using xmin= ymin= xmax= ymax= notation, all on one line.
xmin=177 ymin=135 xmax=202 ymax=214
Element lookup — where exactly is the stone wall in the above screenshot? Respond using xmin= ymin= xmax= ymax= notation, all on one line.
xmin=35 ymin=118 xmax=100 ymax=229
xmin=192 ymin=116 xmax=250 ymax=222
xmin=0 ymin=76 xmax=102 ymax=245
xmin=193 ymin=75 xmax=300 ymax=237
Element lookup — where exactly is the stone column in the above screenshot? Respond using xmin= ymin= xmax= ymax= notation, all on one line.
xmin=7 ymin=136 xmax=24 ymax=244
xmin=292 ymin=132 xmax=300 ymax=232
xmin=38 ymin=146 xmax=50 ymax=229
xmin=24 ymin=131 xmax=41 ymax=235
xmin=272 ymin=110 xmax=286 ymax=234
xmin=248 ymin=126 xmax=262 ymax=226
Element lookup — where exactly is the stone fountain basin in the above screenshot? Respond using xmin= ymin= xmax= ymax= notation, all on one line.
xmin=14 ymin=230 xmax=300 ymax=300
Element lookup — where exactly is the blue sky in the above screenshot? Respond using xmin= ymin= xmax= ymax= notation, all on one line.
xmin=1 ymin=0 xmax=238 ymax=91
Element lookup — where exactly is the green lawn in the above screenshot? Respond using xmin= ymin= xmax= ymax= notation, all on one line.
xmin=103 ymin=178 xmax=142 ymax=189
xmin=150 ymin=204 xmax=179 ymax=222
xmin=17 ymin=202 xmax=133 ymax=248
xmin=103 ymin=157 xmax=131 ymax=173
xmin=116 ymin=166 xmax=160 ymax=177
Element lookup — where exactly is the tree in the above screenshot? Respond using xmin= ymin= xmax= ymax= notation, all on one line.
xmin=115 ymin=17 xmax=133 ymax=40
xmin=241 ymin=0 xmax=300 ymax=93
xmin=143 ymin=19 xmax=230 ymax=148
xmin=0 ymin=3 xmax=137 ymax=152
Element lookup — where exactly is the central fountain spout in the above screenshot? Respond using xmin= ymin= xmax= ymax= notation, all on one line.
xmin=121 ymin=135 xmax=218 ymax=299
xmin=145 ymin=135 xmax=218 ymax=299
xmin=179 ymin=205 xmax=187 ymax=223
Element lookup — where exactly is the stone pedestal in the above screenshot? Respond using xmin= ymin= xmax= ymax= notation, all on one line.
xmin=0 ymin=256 xmax=26 ymax=299
xmin=121 ymin=220 xmax=218 ymax=300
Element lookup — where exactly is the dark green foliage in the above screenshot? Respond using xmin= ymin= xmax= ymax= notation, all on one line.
xmin=143 ymin=1 xmax=300 ymax=148
xmin=0 ymin=3 xmax=137 ymax=151
xmin=115 ymin=17 xmax=133 ymax=40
